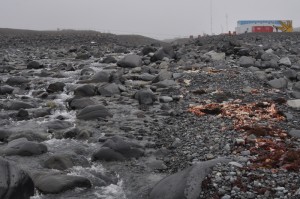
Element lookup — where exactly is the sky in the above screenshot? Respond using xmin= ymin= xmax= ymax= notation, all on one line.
xmin=0 ymin=0 xmax=299 ymax=39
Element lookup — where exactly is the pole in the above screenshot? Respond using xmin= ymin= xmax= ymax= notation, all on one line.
xmin=226 ymin=14 xmax=228 ymax=32
xmin=210 ymin=0 xmax=213 ymax=35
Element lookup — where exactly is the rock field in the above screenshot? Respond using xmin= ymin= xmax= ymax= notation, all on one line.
xmin=1 ymin=29 xmax=300 ymax=199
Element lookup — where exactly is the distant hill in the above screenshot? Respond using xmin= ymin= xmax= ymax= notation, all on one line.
xmin=0 ymin=28 xmax=163 ymax=47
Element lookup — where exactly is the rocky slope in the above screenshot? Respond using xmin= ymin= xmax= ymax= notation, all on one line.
xmin=0 ymin=30 xmax=300 ymax=199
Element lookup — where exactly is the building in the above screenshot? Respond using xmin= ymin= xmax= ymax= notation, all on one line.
xmin=235 ymin=20 xmax=293 ymax=34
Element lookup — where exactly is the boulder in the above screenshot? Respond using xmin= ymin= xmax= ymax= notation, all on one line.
xmin=117 ymin=54 xmax=142 ymax=68
xmin=44 ymin=154 xmax=75 ymax=170
xmin=279 ymin=57 xmax=292 ymax=66
xmin=151 ymin=46 xmax=175 ymax=61
xmin=204 ymin=51 xmax=226 ymax=61
xmin=268 ymin=78 xmax=287 ymax=89
xmin=69 ymin=97 xmax=96 ymax=109
xmin=46 ymin=82 xmax=65 ymax=93
xmin=46 ymin=120 xmax=73 ymax=130
xmin=239 ymin=56 xmax=255 ymax=67
xmin=90 ymin=71 xmax=111 ymax=83
xmin=102 ymin=56 xmax=117 ymax=64
xmin=153 ymin=80 xmax=177 ymax=88
xmin=7 ymin=101 xmax=34 ymax=110
xmin=31 ymin=172 xmax=91 ymax=194
xmin=288 ymin=129 xmax=300 ymax=139
xmin=0 ymin=157 xmax=34 ymax=199
xmin=149 ymin=158 xmax=230 ymax=199
xmin=27 ymin=61 xmax=43 ymax=69
xmin=261 ymin=53 xmax=280 ymax=61
xmin=77 ymin=105 xmax=112 ymax=120
xmin=98 ymin=83 xmax=120 ymax=97
xmin=152 ymin=70 xmax=173 ymax=83
xmin=0 ymin=85 xmax=14 ymax=95
xmin=142 ymin=46 xmax=156 ymax=55
xmin=74 ymin=84 xmax=96 ymax=97
xmin=134 ymin=89 xmax=156 ymax=105
xmin=92 ymin=147 xmax=126 ymax=162
xmin=2 ymin=138 xmax=47 ymax=156
xmin=287 ymin=99 xmax=300 ymax=109
xmin=75 ymin=52 xmax=90 ymax=60
xmin=6 ymin=77 xmax=30 ymax=86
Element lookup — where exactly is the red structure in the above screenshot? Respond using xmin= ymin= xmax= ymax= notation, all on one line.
xmin=252 ymin=26 xmax=273 ymax=33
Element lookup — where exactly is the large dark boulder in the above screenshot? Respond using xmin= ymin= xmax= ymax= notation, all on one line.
xmin=92 ymin=136 xmax=144 ymax=162
xmin=1 ymin=138 xmax=47 ymax=156
xmin=31 ymin=172 xmax=91 ymax=194
xmin=69 ymin=97 xmax=96 ymax=110
xmin=0 ymin=157 xmax=34 ymax=199
xmin=134 ymin=89 xmax=156 ymax=105
xmin=44 ymin=154 xmax=75 ymax=170
xmin=117 ymin=54 xmax=142 ymax=68
xmin=0 ymin=85 xmax=14 ymax=95
xmin=6 ymin=77 xmax=30 ymax=86
xmin=149 ymin=158 xmax=230 ymax=199
xmin=74 ymin=84 xmax=96 ymax=97
xmin=151 ymin=46 xmax=175 ymax=61
xmin=77 ymin=105 xmax=112 ymax=120
xmin=27 ymin=61 xmax=43 ymax=69
xmin=46 ymin=82 xmax=65 ymax=93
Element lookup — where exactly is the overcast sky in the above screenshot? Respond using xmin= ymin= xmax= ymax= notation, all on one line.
xmin=0 ymin=0 xmax=299 ymax=39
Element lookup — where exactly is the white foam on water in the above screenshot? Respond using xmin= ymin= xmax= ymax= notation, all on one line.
xmin=94 ymin=180 xmax=127 ymax=199
xmin=49 ymin=109 xmax=76 ymax=122
xmin=68 ymin=163 xmax=106 ymax=177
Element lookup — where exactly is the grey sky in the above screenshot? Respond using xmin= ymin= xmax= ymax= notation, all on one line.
xmin=0 ymin=0 xmax=299 ymax=39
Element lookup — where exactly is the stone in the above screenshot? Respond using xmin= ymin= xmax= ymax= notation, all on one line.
xmin=98 ymin=83 xmax=120 ymax=97
xmin=89 ymin=71 xmax=111 ymax=83
xmin=288 ymin=129 xmax=300 ymax=138
xmin=7 ymin=101 xmax=34 ymax=110
xmin=46 ymin=82 xmax=65 ymax=93
xmin=239 ymin=56 xmax=255 ymax=67
xmin=74 ymin=84 xmax=96 ymax=97
xmin=117 ymin=54 xmax=142 ymax=68
xmin=287 ymin=100 xmax=300 ymax=108
xmin=153 ymin=80 xmax=176 ymax=88
xmin=27 ymin=61 xmax=43 ymax=69
xmin=159 ymin=96 xmax=173 ymax=103
xmin=6 ymin=76 xmax=30 ymax=86
xmin=44 ymin=154 xmax=75 ymax=170
xmin=205 ymin=51 xmax=226 ymax=61
xmin=149 ymin=158 xmax=230 ymax=199
xmin=102 ymin=56 xmax=117 ymax=64
xmin=0 ymin=85 xmax=14 ymax=95
xmin=69 ymin=97 xmax=95 ymax=109
xmin=151 ymin=46 xmax=175 ymax=61
xmin=75 ymin=52 xmax=90 ymax=60
xmin=46 ymin=120 xmax=72 ymax=130
xmin=142 ymin=46 xmax=156 ymax=55
xmin=279 ymin=57 xmax=292 ymax=66
xmin=0 ymin=157 xmax=34 ymax=199
xmin=261 ymin=53 xmax=280 ymax=61
xmin=77 ymin=104 xmax=112 ymax=120
xmin=152 ymin=70 xmax=173 ymax=83
xmin=138 ymin=73 xmax=156 ymax=81
xmin=92 ymin=147 xmax=126 ymax=162
xmin=268 ymin=78 xmax=287 ymax=89
xmin=2 ymin=138 xmax=47 ymax=156
xmin=32 ymin=172 xmax=91 ymax=194
xmin=134 ymin=89 xmax=156 ymax=105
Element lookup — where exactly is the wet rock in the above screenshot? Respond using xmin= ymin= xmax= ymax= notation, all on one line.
xmin=46 ymin=120 xmax=73 ymax=131
xmin=69 ymin=97 xmax=95 ymax=109
xmin=46 ymin=82 xmax=65 ymax=93
xmin=98 ymin=83 xmax=120 ymax=97
xmin=92 ymin=136 xmax=144 ymax=161
xmin=0 ymin=157 xmax=34 ymax=199
xmin=135 ymin=89 xmax=156 ymax=105
xmin=80 ymin=68 xmax=95 ymax=76
xmin=7 ymin=101 xmax=34 ymax=110
xmin=279 ymin=57 xmax=292 ymax=66
xmin=32 ymin=108 xmax=51 ymax=118
xmin=0 ymin=85 xmax=14 ymax=95
xmin=1 ymin=138 xmax=47 ymax=156
xmin=31 ymin=172 xmax=91 ymax=194
xmin=89 ymin=70 xmax=111 ymax=83
xmin=159 ymin=96 xmax=173 ymax=103
xmin=6 ymin=76 xmax=30 ymax=86
xmin=7 ymin=131 xmax=48 ymax=142
xmin=44 ymin=154 xmax=75 ymax=170
xmin=75 ymin=52 xmax=90 ymax=60
xmin=149 ymin=158 xmax=230 ymax=199
xmin=27 ymin=61 xmax=43 ymax=69
xmin=268 ymin=78 xmax=287 ymax=89
xmin=151 ymin=46 xmax=175 ymax=61
xmin=77 ymin=104 xmax=113 ymax=120
xmin=261 ymin=53 xmax=280 ymax=61
xmin=102 ymin=56 xmax=117 ymax=64
xmin=16 ymin=108 xmax=29 ymax=119
xmin=74 ymin=84 xmax=96 ymax=97
xmin=239 ymin=56 xmax=255 ymax=67
xmin=117 ymin=54 xmax=142 ymax=68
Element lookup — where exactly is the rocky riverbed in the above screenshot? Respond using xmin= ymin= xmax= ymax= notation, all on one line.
xmin=1 ymin=29 xmax=300 ymax=199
